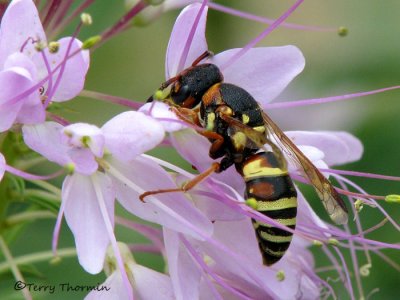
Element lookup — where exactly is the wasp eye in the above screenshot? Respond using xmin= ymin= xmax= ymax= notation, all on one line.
xmin=171 ymin=84 xmax=191 ymax=106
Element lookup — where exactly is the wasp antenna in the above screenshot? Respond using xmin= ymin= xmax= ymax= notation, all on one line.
xmin=192 ymin=50 xmax=214 ymax=66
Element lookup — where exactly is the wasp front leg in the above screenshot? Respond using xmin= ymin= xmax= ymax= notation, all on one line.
xmin=170 ymin=106 xmax=201 ymax=126
xmin=139 ymin=162 xmax=220 ymax=202
xmin=139 ymin=131 xmax=226 ymax=202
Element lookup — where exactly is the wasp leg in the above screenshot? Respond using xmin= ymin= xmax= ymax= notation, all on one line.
xmin=192 ymin=50 xmax=214 ymax=67
xmin=139 ymin=162 xmax=220 ymax=202
xmin=170 ymin=106 xmax=201 ymax=126
xmin=171 ymin=107 xmax=225 ymax=155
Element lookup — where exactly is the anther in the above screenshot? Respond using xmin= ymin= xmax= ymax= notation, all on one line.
xmin=81 ymin=13 xmax=93 ymax=26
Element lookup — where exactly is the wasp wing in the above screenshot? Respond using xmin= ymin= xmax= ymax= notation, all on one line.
xmin=219 ymin=112 xmax=348 ymax=225
xmin=260 ymin=111 xmax=348 ymax=225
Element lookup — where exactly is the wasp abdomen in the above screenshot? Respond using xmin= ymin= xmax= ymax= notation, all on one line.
xmin=239 ymin=152 xmax=298 ymax=266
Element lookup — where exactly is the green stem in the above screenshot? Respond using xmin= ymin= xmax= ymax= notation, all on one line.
xmin=0 ymin=235 xmax=33 ymax=300
xmin=23 ymin=189 xmax=61 ymax=202
xmin=0 ymin=248 xmax=77 ymax=274
xmin=4 ymin=211 xmax=56 ymax=227
xmin=14 ymin=157 xmax=48 ymax=170
xmin=26 ymin=180 xmax=61 ymax=197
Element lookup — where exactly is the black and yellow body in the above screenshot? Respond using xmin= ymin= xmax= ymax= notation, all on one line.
xmin=236 ymin=152 xmax=297 ymax=265
xmin=149 ymin=59 xmax=299 ymax=265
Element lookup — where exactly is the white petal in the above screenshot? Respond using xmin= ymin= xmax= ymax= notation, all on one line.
xmin=286 ymin=130 xmax=363 ymax=166
xmin=129 ymin=263 xmax=175 ymax=300
xmin=63 ymin=173 xmax=115 ymax=274
xmin=165 ymin=3 xmax=208 ymax=78
xmin=62 ymin=123 xmax=104 ymax=157
xmin=0 ymin=0 xmax=46 ymax=66
xmin=210 ymin=46 xmax=305 ymax=105
xmin=22 ymin=122 xmax=70 ymax=166
xmin=102 ymin=111 xmax=164 ymax=161
xmin=85 ymin=272 xmax=128 ymax=300
xmin=108 ymin=155 xmax=213 ymax=240
xmin=164 ymin=229 xmax=201 ymax=300
xmin=139 ymin=102 xmax=186 ymax=132
xmin=0 ymin=153 xmax=5 ymax=181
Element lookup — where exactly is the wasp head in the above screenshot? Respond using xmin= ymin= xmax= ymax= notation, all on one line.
xmin=148 ymin=63 xmax=223 ymax=108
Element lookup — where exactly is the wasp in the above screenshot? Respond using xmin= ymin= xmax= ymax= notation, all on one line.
xmin=144 ymin=51 xmax=348 ymax=265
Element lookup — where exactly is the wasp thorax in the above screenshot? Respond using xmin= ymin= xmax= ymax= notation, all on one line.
xmin=170 ymin=63 xmax=223 ymax=108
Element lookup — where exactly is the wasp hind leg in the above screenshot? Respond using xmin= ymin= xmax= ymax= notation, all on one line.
xmin=139 ymin=162 xmax=220 ymax=202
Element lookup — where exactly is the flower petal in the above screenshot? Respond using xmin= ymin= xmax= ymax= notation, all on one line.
xmin=62 ymin=123 xmax=105 ymax=157
xmin=1 ymin=53 xmax=45 ymax=126
xmin=22 ymin=122 xmax=70 ymax=166
xmin=85 ymin=272 xmax=127 ymax=300
xmin=139 ymin=101 xmax=187 ymax=132
xmin=165 ymin=3 xmax=208 ymax=78
xmin=163 ymin=0 xmax=200 ymax=11
xmin=0 ymin=68 xmax=38 ymax=132
xmin=0 ymin=153 xmax=5 ymax=181
xmin=4 ymin=52 xmax=37 ymax=80
xmin=108 ymin=155 xmax=213 ymax=240
xmin=164 ymin=229 xmax=202 ymax=300
xmin=102 ymin=111 xmax=164 ymax=161
xmin=210 ymin=46 xmax=305 ymax=105
xmin=15 ymin=100 xmax=45 ymax=125
xmin=129 ymin=263 xmax=175 ymax=300
xmin=63 ymin=173 xmax=115 ymax=274
xmin=67 ymin=148 xmax=98 ymax=175
xmin=286 ymin=131 xmax=363 ymax=166
xmin=0 ymin=0 xmax=46 ymax=66
xmin=31 ymin=37 xmax=90 ymax=102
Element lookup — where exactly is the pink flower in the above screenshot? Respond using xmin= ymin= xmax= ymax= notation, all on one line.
xmin=0 ymin=0 xmax=89 ymax=132
xmin=22 ymin=111 xmax=213 ymax=275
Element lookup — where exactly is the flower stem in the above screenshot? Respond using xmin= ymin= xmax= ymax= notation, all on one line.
xmin=4 ymin=210 xmax=56 ymax=227
xmin=0 ymin=236 xmax=32 ymax=300
xmin=0 ymin=247 xmax=77 ymax=274
xmin=25 ymin=179 xmax=61 ymax=197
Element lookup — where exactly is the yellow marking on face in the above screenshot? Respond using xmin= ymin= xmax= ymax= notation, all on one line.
xmin=259 ymin=231 xmax=293 ymax=243
xmin=256 ymin=197 xmax=297 ymax=211
xmin=206 ymin=112 xmax=216 ymax=131
xmin=242 ymin=114 xmax=250 ymax=124
xmin=243 ymin=160 xmax=286 ymax=178
xmin=232 ymin=132 xmax=247 ymax=150
xmin=253 ymin=126 xmax=266 ymax=133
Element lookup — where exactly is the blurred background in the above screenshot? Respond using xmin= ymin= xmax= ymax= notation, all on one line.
xmin=1 ymin=0 xmax=399 ymax=298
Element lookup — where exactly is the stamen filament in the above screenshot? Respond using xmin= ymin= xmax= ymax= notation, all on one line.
xmin=266 ymin=85 xmax=400 ymax=109
xmin=208 ymin=2 xmax=336 ymax=32
xmin=98 ymin=0 xmax=147 ymax=47
xmin=91 ymin=173 xmax=134 ymax=300
xmin=177 ymin=0 xmax=209 ymax=73
xmin=181 ymin=235 xmax=249 ymax=300
xmin=220 ymin=0 xmax=304 ymax=71
xmin=80 ymin=90 xmax=143 ymax=110
xmin=49 ymin=0 xmax=95 ymax=38
xmin=5 ymin=164 xmax=65 ymax=181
